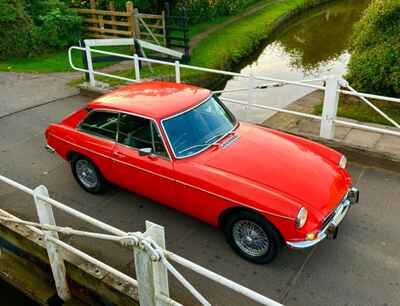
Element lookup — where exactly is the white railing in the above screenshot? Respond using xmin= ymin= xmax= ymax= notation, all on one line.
xmin=0 ymin=174 xmax=283 ymax=306
xmin=68 ymin=39 xmax=400 ymax=140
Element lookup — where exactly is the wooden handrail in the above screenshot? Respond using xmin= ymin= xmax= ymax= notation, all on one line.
xmin=74 ymin=8 xmax=130 ymax=17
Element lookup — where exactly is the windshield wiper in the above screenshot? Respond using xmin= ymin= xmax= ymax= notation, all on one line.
xmin=178 ymin=131 xmax=236 ymax=156
xmin=178 ymin=143 xmax=210 ymax=155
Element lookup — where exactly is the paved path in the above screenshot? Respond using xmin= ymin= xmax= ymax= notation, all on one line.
xmin=0 ymin=94 xmax=399 ymax=306
xmin=0 ymin=72 xmax=79 ymax=118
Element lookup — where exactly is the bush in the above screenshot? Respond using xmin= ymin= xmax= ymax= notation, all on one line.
xmin=0 ymin=0 xmax=81 ymax=60
xmin=175 ymin=0 xmax=261 ymax=24
xmin=0 ymin=0 xmax=40 ymax=59
xmin=346 ymin=0 xmax=400 ymax=97
xmin=37 ymin=2 xmax=81 ymax=48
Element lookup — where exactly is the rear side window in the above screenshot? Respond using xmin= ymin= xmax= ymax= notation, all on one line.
xmin=78 ymin=111 xmax=118 ymax=140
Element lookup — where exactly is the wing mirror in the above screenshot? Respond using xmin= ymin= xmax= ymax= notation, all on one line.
xmin=139 ymin=147 xmax=152 ymax=157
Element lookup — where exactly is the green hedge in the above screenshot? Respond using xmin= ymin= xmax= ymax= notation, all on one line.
xmin=346 ymin=0 xmax=400 ymax=97
xmin=0 ymin=0 xmax=81 ymax=60
xmin=0 ymin=1 xmax=37 ymax=59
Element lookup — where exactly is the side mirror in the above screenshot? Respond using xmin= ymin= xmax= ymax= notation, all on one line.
xmin=139 ymin=147 xmax=152 ymax=157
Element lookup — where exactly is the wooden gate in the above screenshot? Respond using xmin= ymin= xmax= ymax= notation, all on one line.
xmin=74 ymin=1 xmax=166 ymax=46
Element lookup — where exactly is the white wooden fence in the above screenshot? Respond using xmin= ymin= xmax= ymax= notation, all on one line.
xmin=0 ymin=174 xmax=283 ymax=306
xmin=68 ymin=39 xmax=400 ymax=140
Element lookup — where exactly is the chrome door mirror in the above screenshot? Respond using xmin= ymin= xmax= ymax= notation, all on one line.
xmin=138 ymin=147 xmax=152 ymax=156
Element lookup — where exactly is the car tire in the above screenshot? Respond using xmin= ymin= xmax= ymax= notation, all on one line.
xmin=71 ymin=155 xmax=107 ymax=194
xmin=224 ymin=211 xmax=281 ymax=264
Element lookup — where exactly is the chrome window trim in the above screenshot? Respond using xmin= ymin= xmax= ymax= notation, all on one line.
xmin=76 ymin=108 xmax=172 ymax=161
xmin=160 ymin=95 xmax=239 ymax=160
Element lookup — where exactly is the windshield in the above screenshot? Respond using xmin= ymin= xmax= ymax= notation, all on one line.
xmin=162 ymin=95 xmax=237 ymax=158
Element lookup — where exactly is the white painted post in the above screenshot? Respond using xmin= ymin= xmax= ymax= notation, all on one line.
xmin=320 ymin=75 xmax=341 ymax=139
xmin=134 ymin=221 xmax=169 ymax=306
xmin=175 ymin=61 xmax=181 ymax=83
xmin=85 ymin=45 xmax=95 ymax=87
xmin=134 ymin=54 xmax=141 ymax=82
xmin=33 ymin=185 xmax=71 ymax=301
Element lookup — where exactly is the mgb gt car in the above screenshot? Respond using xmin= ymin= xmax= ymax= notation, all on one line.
xmin=45 ymin=81 xmax=359 ymax=263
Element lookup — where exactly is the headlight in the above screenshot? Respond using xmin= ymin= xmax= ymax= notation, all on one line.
xmin=295 ymin=207 xmax=308 ymax=229
xmin=339 ymin=155 xmax=347 ymax=169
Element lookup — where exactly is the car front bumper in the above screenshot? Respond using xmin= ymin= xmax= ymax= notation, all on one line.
xmin=287 ymin=187 xmax=359 ymax=249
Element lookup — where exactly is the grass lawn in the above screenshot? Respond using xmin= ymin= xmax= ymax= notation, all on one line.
xmin=313 ymin=98 xmax=400 ymax=126
xmin=0 ymin=46 xmax=134 ymax=73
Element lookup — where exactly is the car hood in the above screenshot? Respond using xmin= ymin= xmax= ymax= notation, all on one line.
xmin=200 ymin=124 xmax=349 ymax=216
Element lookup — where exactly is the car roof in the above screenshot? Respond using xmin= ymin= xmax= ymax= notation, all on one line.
xmin=88 ymin=81 xmax=211 ymax=120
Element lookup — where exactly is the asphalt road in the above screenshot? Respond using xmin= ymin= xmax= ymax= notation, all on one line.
xmin=0 ymin=95 xmax=399 ymax=306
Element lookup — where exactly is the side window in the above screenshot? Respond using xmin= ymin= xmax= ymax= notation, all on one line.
xmin=78 ymin=111 xmax=118 ymax=140
xmin=118 ymin=114 xmax=153 ymax=150
xmin=118 ymin=113 xmax=168 ymax=159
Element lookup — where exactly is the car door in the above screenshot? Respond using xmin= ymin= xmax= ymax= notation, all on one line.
xmin=110 ymin=113 xmax=177 ymax=206
xmin=75 ymin=110 xmax=118 ymax=180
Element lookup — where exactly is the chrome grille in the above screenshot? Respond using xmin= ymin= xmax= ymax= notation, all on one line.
xmin=321 ymin=191 xmax=348 ymax=230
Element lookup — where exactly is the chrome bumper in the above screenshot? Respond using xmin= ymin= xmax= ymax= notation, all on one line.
xmin=287 ymin=187 xmax=359 ymax=249
xmin=45 ymin=144 xmax=55 ymax=153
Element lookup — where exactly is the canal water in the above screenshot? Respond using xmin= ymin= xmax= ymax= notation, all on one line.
xmin=222 ymin=0 xmax=371 ymax=123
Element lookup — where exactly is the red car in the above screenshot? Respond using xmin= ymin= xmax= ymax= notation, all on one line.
xmin=45 ymin=81 xmax=359 ymax=263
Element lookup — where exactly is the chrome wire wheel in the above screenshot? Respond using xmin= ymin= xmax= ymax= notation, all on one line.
xmin=75 ymin=159 xmax=98 ymax=189
xmin=232 ymin=220 xmax=270 ymax=257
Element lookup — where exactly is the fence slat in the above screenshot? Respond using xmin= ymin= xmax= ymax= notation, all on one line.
xmin=139 ymin=13 xmax=163 ymax=19
xmin=87 ymin=26 xmax=133 ymax=36
xmin=141 ymin=24 xmax=164 ymax=30
xmin=84 ymin=18 xmax=130 ymax=27
xmin=109 ymin=2 xmax=117 ymax=36
xmin=74 ymin=8 xmax=130 ymax=17
xmin=139 ymin=32 xmax=165 ymax=38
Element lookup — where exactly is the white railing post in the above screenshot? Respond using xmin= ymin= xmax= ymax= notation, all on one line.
xmin=320 ymin=75 xmax=341 ymax=139
xmin=33 ymin=185 xmax=71 ymax=301
xmin=84 ymin=45 xmax=95 ymax=87
xmin=134 ymin=221 xmax=169 ymax=306
xmin=175 ymin=61 xmax=181 ymax=83
xmin=134 ymin=54 xmax=141 ymax=82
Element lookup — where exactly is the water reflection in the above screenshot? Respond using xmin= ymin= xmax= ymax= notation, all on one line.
xmin=222 ymin=0 xmax=371 ymax=122
xmin=276 ymin=0 xmax=369 ymax=72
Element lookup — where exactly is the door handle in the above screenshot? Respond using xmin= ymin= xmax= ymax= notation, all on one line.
xmin=113 ymin=151 xmax=125 ymax=158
